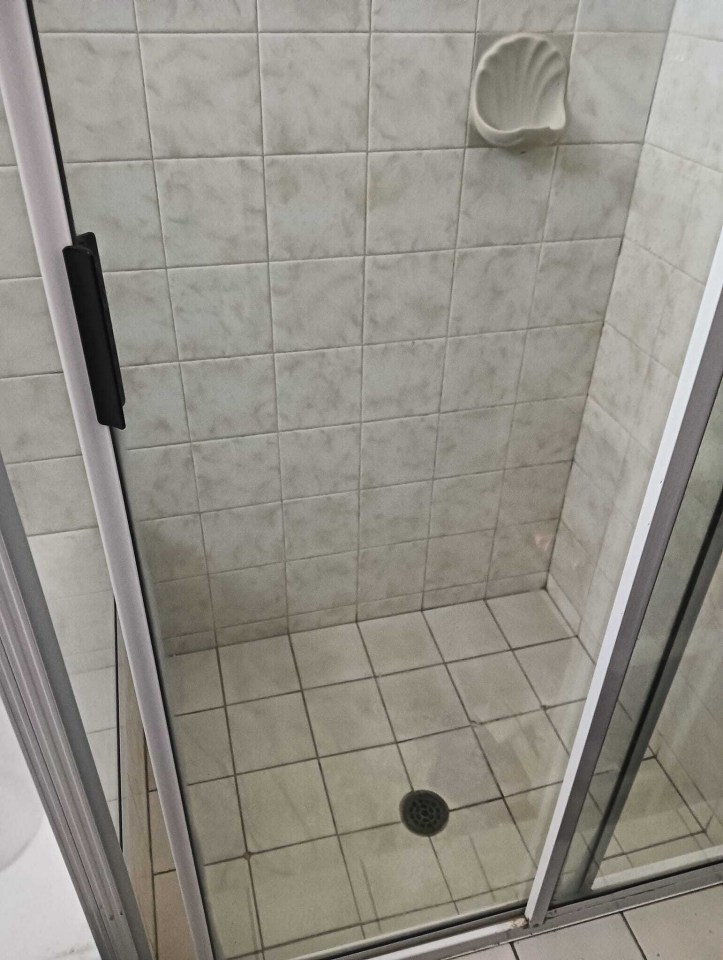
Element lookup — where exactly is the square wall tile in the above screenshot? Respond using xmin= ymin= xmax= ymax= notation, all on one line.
xmin=360 ymin=612 xmax=441 ymax=674
xmin=266 ymin=153 xmax=366 ymax=260
xmin=424 ymin=600 xmax=507 ymax=660
xmin=169 ymin=264 xmax=272 ymax=360
xmin=0 ymin=278 xmax=59 ymax=376
xmin=0 ymin=373 xmax=80 ymax=463
xmin=136 ymin=0 xmax=257 ymax=30
xmin=228 ymin=693 xmax=315 ymax=772
xmin=305 ymin=678 xmax=393 ymax=754
xmin=43 ymin=35 xmax=149 ymax=162
xmin=370 ymin=33 xmax=473 ymax=149
xmin=286 ymin=551 xmax=358 ymax=614
xmin=258 ymin=0 xmax=370 ymax=30
xmin=105 ymin=270 xmax=177 ymax=366
xmin=291 ymin=623 xmax=371 ymax=687
xmin=284 ymin=492 xmax=359 ymax=559
xmin=201 ymin=503 xmax=283 ymax=573
xmin=530 ymin=238 xmax=620 ymax=327
xmin=182 ymin=356 xmax=276 ymax=441
xmin=141 ymin=35 xmax=261 ymax=158
xmin=450 ymin=245 xmax=538 ymax=336
xmin=358 ymin=540 xmax=428 ymax=602
xmin=66 ymin=161 xmax=164 ymax=271
xmin=506 ymin=397 xmax=585 ymax=467
xmin=436 ymin=407 xmax=514 ymax=477
xmin=37 ymin=0 xmax=137 ymax=30
xmin=279 ymin=425 xmax=360 ymax=499
xmin=430 ymin=472 xmax=502 ymax=537
xmin=367 ymin=150 xmax=463 ymax=253
xmin=517 ymin=323 xmax=602 ymax=402
xmin=137 ymin=514 xmax=206 ymax=582
xmin=565 ymin=33 xmax=665 ymax=144
xmin=156 ymin=158 xmax=267 ymax=267
xmin=478 ymin=0 xmax=578 ymax=30
xmin=271 ymin=258 xmax=363 ymax=352
xmin=361 ymin=416 xmax=437 ymax=487
xmin=8 ymin=457 xmax=94 ymax=536
xmin=578 ymin=0 xmax=675 ymax=30
xmin=192 ymin=434 xmax=280 ymax=512
xmin=239 ymin=761 xmax=334 ymax=851
xmin=498 ymin=463 xmax=570 ymax=526
xmin=120 ymin=363 xmax=189 ymax=450
xmin=360 ymin=482 xmax=432 ymax=548
xmin=489 ymin=520 xmax=557 ymax=580
xmin=260 ymin=34 xmax=368 ymax=153
xmin=209 ymin=563 xmax=287 ymax=627
xmin=459 ymin=148 xmax=555 ymax=246
xmin=123 ymin=445 xmax=199 ymax=520
xmin=364 ymin=251 xmax=454 ymax=344
xmin=321 ymin=745 xmax=410 ymax=831
xmin=442 ymin=332 xmax=525 ymax=411
xmin=545 ymin=144 xmax=641 ymax=241
xmin=276 ymin=347 xmax=361 ymax=430
xmin=425 ymin=531 xmax=494 ymax=591
xmin=373 ymin=0 xmax=477 ymax=30
xmin=363 ymin=339 xmax=446 ymax=420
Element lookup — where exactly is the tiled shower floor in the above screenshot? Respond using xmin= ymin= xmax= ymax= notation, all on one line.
xmin=149 ymin=590 xmax=714 ymax=960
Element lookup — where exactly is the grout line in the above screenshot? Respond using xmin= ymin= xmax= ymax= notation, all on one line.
xmin=620 ymin=910 xmax=649 ymax=959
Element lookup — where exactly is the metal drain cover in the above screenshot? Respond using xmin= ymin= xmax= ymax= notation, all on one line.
xmin=400 ymin=790 xmax=449 ymax=836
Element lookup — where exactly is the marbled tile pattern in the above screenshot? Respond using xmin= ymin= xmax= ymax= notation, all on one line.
xmin=3 ymin=5 xmax=687 ymax=656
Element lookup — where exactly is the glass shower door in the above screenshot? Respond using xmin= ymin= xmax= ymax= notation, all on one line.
xmin=552 ymin=377 xmax=723 ymax=902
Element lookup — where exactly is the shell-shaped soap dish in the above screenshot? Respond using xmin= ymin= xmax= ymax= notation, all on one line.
xmin=470 ymin=34 xmax=568 ymax=149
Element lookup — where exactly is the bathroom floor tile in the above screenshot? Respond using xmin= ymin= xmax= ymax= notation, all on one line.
xmin=321 ymin=745 xmax=410 ymax=832
xmin=625 ymin=886 xmax=723 ymax=960
xmin=360 ymin=612 xmax=442 ymax=674
xmin=400 ymin=728 xmax=499 ymax=809
xmin=227 ymin=693 xmax=315 ymax=772
xmin=174 ymin=708 xmax=234 ymax=783
xmin=515 ymin=637 xmax=595 ymax=707
xmin=251 ymin=837 xmax=359 ymax=945
xmin=291 ymin=623 xmax=372 ymax=687
xmin=341 ymin=823 xmax=450 ymax=922
xmin=305 ymin=679 xmax=394 ymax=755
xmin=204 ymin=858 xmax=262 ymax=959
xmin=515 ymin=914 xmax=643 ymax=960
xmin=238 ymin=760 xmax=335 ymax=851
xmin=476 ymin=711 xmax=569 ymax=795
xmin=488 ymin=590 xmax=572 ymax=647
xmin=424 ymin=601 xmax=508 ymax=660
xmin=220 ymin=635 xmax=299 ymax=704
xmin=379 ymin=666 xmax=468 ymax=740
xmin=449 ymin=653 xmax=538 ymax=723
xmin=186 ymin=777 xmax=245 ymax=864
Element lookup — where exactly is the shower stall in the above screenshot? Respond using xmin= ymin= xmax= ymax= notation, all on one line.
xmin=0 ymin=1 xmax=721 ymax=959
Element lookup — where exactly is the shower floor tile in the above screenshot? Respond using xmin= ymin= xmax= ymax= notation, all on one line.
xmin=151 ymin=588 xmax=710 ymax=959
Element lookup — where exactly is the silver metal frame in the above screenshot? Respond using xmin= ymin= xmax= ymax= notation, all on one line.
xmin=526 ymin=226 xmax=723 ymax=925
xmin=0 ymin=456 xmax=151 ymax=960
xmin=0 ymin=3 xmax=215 ymax=958
xmin=1 ymin=0 xmax=721 ymax=949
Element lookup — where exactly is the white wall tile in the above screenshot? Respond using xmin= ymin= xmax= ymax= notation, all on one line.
xmin=122 ymin=445 xmax=200 ymax=519
xmin=370 ymin=34 xmax=473 ymax=149
xmin=0 ymin=374 xmax=80 ymax=463
xmin=121 ymin=363 xmax=189 ymax=449
xmin=106 ymin=270 xmax=178 ymax=366
xmin=363 ymin=339 xmax=445 ymax=419
xmin=276 ymin=347 xmax=362 ymax=430
xmin=442 ymin=332 xmax=525 ymax=410
xmin=531 ymin=239 xmax=620 ymax=326
xmin=365 ymin=251 xmax=453 ymax=343
xmin=426 ymin=531 xmax=494 ymax=589
xmin=577 ymin=0 xmax=674 ymax=31
xmin=358 ymin=540 xmax=427 ymax=600
xmin=286 ymin=552 xmax=358 ymax=613
xmin=141 ymin=35 xmax=261 ymax=158
xmin=450 ymin=245 xmax=539 ymax=336
xmin=0 ymin=278 xmax=59 ymax=376
xmin=8 ymin=457 xmax=95 ymax=535
xmin=517 ymin=323 xmax=602 ymax=402
xmin=202 ymin=503 xmax=284 ymax=572
xmin=280 ymin=425 xmax=360 ymax=498
xmin=430 ymin=472 xmax=503 ymax=536
xmin=436 ymin=407 xmax=514 ymax=476
xmin=182 ymin=356 xmax=277 ymax=440
xmin=459 ymin=148 xmax=556 ymax=246
xmin=43 ymin=34 xmax=150 ymax=164
xmin=367 ymin=150 xmax=463 ymax=253
xmin=361 ymin=416 xmax=438 ymax=487
xmin=192 ymin=434 xmax=280 ymax=511
xmin=373 ymin=0 xmax=477 ymax=31
xmin=258 ymin=0 xmax=370 ymax=31
xmin=284 ymin=492 xmax=359 ymax=559
xmin=671 ymin=0 xmax=723 ymax=40
xmin=169 ymin=264 xmax=272 ymax=360
xmin=271 ymin=258 xmax=363 ymax=351
xmin=266 ymin=154 xmax=366 ymax=260
xmin=261 ymin=34 xmax=368 ymax=154
xmin=0 ymin=168 xmax=39 ymax=278
xmin=156 ymin=158 xmax=267 ymax=266
xmin=478 ymin=0 xmax=579 ymax=31
xmin=360 ymin=482 xmax=432 ymax=547
xmin=506 ymin=397 xmax=585 ymax=467
xmin=210 ymin=563 xmax=287 ymax=626
xmin=36 ymin=0 xmax=137 ymax=30
xmin=136 ymin=0 xmax=257 ymax=30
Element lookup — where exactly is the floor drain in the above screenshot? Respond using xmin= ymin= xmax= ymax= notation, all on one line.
xmin=400 ymin=790 xmax=450 ymax=836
